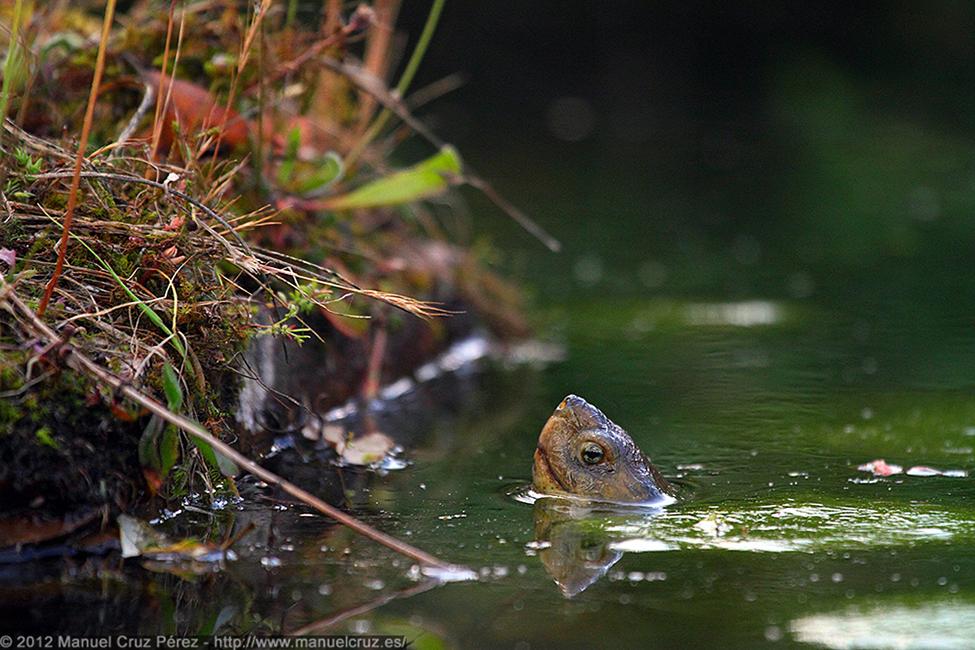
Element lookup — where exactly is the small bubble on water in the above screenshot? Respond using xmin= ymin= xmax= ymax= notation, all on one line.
xmin=260 ymin=556 xmax=282 ymax=569
xmin=317 ymin=584 xmax=332 ymax=596
xmin=419 ymin=483 xmax=426 ymax=490
xmin=831 ymin=573 xmax=844 ymax=583
xmin=517 ymin=564 xmax=528 ymax=575
xmin=861 ymin=407 xmax=873 ymax=420
xmin=890 ymin=573 xmax=901 ymax=582
xmin=938 ymin=576 xmax=948 ymax=586
xmin=619 ymin=594 xmax=633 ymax=605
xmin=764 ymin=626 xmax=783 ymax=642
xmin=350 ymin=619 xmax=371 ymax=634
xmin=809 ymin=573 xmax=819 ymax=583
xmin=628 ymin=571 xmax=645 ymax=582
xmin=364 ymin=579 xmax=385 ymax=591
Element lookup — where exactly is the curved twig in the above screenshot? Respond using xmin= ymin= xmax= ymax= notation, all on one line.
xmin=0 ymin=281 xmax=461 ymax=571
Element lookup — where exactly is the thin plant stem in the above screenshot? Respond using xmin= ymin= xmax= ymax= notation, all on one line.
xmin=0 ymin=0 xmax=27 ymax=147
xmin=147 ymin=0 xmax=177 ymax=170
xmin=346 ymin=0 xmax=446 ymax=167
xmin=37 ymin=0 xmax=117 ymax=317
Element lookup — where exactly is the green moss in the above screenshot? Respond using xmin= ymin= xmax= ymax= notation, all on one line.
xmin=34 ymin=426 xmax=58 ymax=449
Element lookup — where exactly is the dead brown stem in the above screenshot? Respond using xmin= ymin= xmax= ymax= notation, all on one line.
xmin=355 ymin=0 xmax=400 ymax=134
xmin=37 ymin=0 xmax=118 ymax=316
xmin=207 ymin=0 xmax=271 ymax=178
xmin=146 ymin=0 xmax=177 ymax=168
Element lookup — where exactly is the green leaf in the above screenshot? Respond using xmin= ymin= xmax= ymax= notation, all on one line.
xmin=139 ymin=417 xmax=181 ymax=481
xmin=139 ymin=364 xmax=184 ymax=481
xmin=297 ymin=152 xmax=343 ymax=194
xmin=159 ymin=426 xmax=180 ymax=479
xmin=161 ymin=362 xmax=183 ymax=411
xmin=324 ymin=145 xmax=462 ymax=210
xmin=190 ymin=436 xmax=239 ymax=478
xmin=138 ymin=416 xmax=163 ymax=469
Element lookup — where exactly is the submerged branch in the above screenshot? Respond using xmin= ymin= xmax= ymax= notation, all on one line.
xmin=0 ymin=280 xmax=460 ymax=571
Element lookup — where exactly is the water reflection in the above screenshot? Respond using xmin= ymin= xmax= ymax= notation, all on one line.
xmin=528 ymin=494 xmax=975 ymax=599
xmin=531 ymin=499 xmax=664 ymax=598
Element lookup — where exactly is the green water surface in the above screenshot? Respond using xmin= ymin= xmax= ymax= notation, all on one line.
xmin=9 ymin=286 xmax=975 ymax=649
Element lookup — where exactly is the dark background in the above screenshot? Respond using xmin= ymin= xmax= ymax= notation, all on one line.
xmin=395 ymin=1 xmax=975 ymax=302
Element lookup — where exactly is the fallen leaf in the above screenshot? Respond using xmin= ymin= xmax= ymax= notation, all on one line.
xmin=117 ymin=514 xmax=227 ymax=562
xmin=321 ymin=424 xmax=347 ymax=449
xmin=142 ymin=71 xmax=252 ymax=155
xmin=340 ymin=432 xmax=394 ymax=466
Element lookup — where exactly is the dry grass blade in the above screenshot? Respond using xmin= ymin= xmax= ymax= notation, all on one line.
xmin=206 ymin=0 xmax=271 ymax=176
xmin=30 ymin=169 xmax=451 ymax=318
xmin=37 ymin=0 xmax=118 ymax=316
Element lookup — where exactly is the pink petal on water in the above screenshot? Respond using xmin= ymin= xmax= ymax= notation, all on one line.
xmin=857 ymin=459 xmax=903 ymax=476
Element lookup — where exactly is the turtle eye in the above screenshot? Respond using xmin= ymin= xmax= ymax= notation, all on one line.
xmin=580 ymin=442 xmax=605 ymax=465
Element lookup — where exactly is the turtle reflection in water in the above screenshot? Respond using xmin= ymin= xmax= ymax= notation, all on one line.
xmin=530 ymin=395 xmax=675 ymax=597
